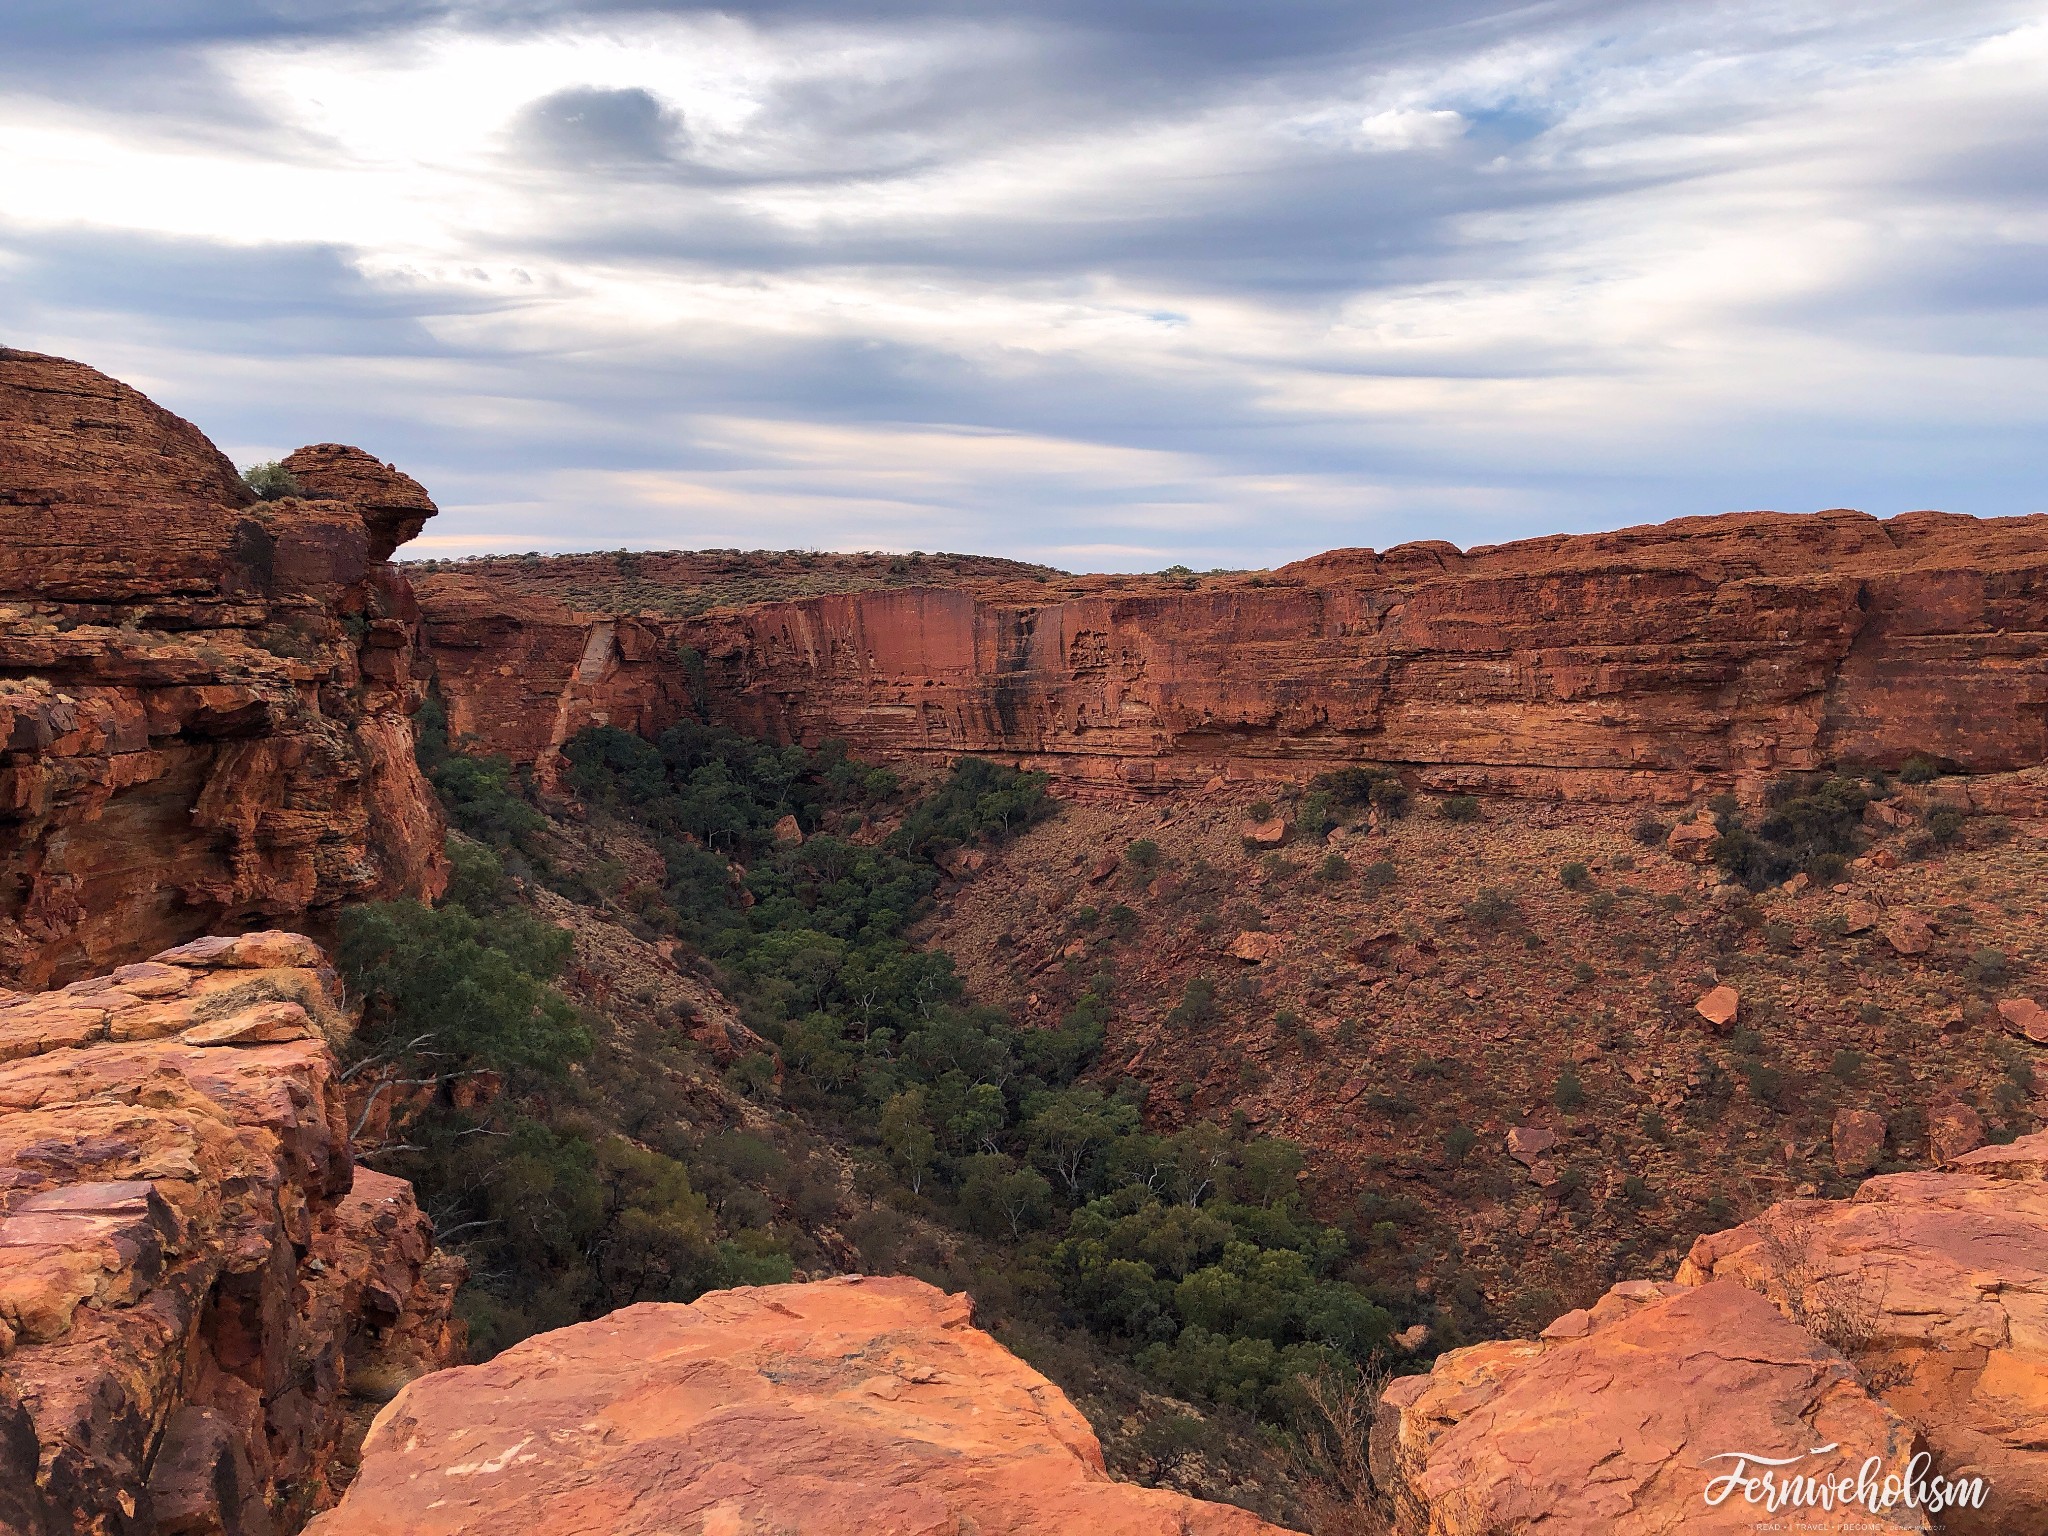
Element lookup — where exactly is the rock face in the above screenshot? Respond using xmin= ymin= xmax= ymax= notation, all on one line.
xmin=1679 ymin=1140 xmax=2048 ymax=1536
xmin=310 ymin=1274 xmax=1284 ymax=1536
xmin=0 ymin=932 xmax=463 ymax=1536
xmin=1373 ymin=1279 xmax=1923 ymax=1534
xmin=0 ymin=351 xmax=447 ymax=988
xmin=1379 ymin=1132 xmax=2048 ymax=1535
xmin=415 ymin=508 xmax=2048 ymax=801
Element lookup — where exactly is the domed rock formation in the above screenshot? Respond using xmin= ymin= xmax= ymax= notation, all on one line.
xmin=0 ymin=351 xmax=447 ymax=988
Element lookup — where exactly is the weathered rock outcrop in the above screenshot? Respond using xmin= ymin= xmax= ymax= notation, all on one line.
xmin=1376 ymin=1131 xmax=2048 ymax=1534
xmin=0 ymin=932 xmax=463 ymax=1536
xmin=414 ymin=508 xmax=2048 ymax=802
xmin=310 ymin=1275 xmax=1284 ymax=1536
xmin=1678 ymin=1145 xmax=2048 ymax=1535
xmin=1 ymin=351 xmax=446 ymax=988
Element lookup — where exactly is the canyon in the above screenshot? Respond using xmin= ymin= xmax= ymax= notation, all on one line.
xmin=414 ymin=507 xmax=2048 ymax=803
xmin=5 ymin=353 xmax=2048 ymax=1535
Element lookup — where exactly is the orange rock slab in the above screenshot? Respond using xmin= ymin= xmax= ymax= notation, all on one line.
xmin=1372 ymin=1279 xmax=1923 ymax=1534
xmin=311 ymin=1275 xmax=1286 ymax=1536
xmin=0 ymin=933 xmax=463 ymax=1535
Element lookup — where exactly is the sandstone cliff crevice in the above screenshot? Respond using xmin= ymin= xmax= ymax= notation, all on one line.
xmin=1 ymin=351 xmax=447 ymax=989
xmin=0 ymin=932 xmax=464 ymax=1536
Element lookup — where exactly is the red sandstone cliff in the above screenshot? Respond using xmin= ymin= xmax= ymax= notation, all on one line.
xmin=0 ymin=352 xmax=447 ymax=988
xmin=413 ymin=508 xmax=2048 ymax=802
xmin=0 ymin=933 xmax=463 ymax=1536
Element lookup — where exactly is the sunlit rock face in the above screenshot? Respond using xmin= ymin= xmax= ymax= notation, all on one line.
xmin=0 ymin=350 xmax=446 ymax=989
xmin=309 ymin=1274 xmax=1287 ymax=1536
xmin=0 ymin=932 xmax=463 ymax=1536
xmin=416 ymin=508 xmax=2048 ymax=804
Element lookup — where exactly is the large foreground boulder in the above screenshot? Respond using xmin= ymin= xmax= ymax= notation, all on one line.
xmin=310 ymin=1275 xmax=1286 ymax=1536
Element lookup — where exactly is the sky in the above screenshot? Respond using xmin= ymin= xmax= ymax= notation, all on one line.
xmin=2 ymin=1 xmax=2044 ymax=569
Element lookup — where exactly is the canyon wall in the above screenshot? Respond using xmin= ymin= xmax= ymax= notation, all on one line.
xmin=414 ymin=508 xmax=2048 ymax=803
xmin=0 ymin=351 xmax=446 ymax=989
xmin=0 ymin=932 xmax=463 ymax=1536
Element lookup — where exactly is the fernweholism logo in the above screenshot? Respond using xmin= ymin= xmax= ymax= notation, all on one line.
xmin=1704 ymin=1443 xmax=1988 ymax=1519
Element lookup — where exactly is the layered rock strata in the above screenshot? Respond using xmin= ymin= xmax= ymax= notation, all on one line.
xmin=0 ymin=932 xmax=462 ymax=1536
xmin=1376 ymin=1130 xmax=2048 ymax=1534
xmin=1 ymin=351 xmax=446 ymax=990
xmin=414 ymin=508 xmax=2048 ymax=802
xmin=309 ymin=1274 xmax=1284 ymax=1536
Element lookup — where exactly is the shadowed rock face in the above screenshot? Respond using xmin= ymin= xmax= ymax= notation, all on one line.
xmin=1377 ymin=1132 xmax=2048 ymax=1535
xmin=414 ymin=507 xmax=2048 ymax=803
xmin=0 ymin=933 xmax=463 ymax=1536
xmin=0 ymin=351 xmax=447 ymax=988
xmin=309 ymin=1275 xmax=1287 ymax=1536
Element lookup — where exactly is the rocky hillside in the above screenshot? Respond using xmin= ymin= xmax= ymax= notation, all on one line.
xmin=414 ymin=508 xmax=2048 ymax=802
xmin=0 ymin=350 xmax=446 ymax=990
xmin=0 ymin=933 xmax=463 ymax=1536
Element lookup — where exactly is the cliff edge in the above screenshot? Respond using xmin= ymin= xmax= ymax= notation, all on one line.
xmin=0 ymin=351 xmax=446 ymax=989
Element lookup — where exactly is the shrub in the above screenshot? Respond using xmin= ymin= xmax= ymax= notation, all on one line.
xmin=1712 ymin=776 xmax=1869 ymax=890
xmin=1126 ymin=838 xmax=1161 ymax=871
xmin=241 ymin=461 xmax=300 ymax=500
xmin=1829 ymin=1049 xmax=1866 ymax=1085
xmin=1632 ymin=815 xmax=1669 ymax=847
xmin=1311 ymin=766 xmax=1409 ymax=818
xmin=1167 ymin=976 xmax=1218 ymax=1030
xmin=1553 ymin=1068 xmax=1586 ymax=1111
xmin=1316 ymin=852 xmax=1349 ymax=882
xmin=1926 ymin=804 xmax=1966 ymax=844
xmin=1294 ymin=791 xmax=1335 ymax=838
xmin=1899 ymin=754 xmax=1940 ymax=785
xmin=1966 ymin=948 xmax=2010 ymax=986
xmin=1466 ymin=887 xmax=1518 ymax=929
xmin=1250 ymin=799 xmax=1275 ymax=821
xmin=1443 ymin=1123 xmax=1478 ymax=1163
xmin=1437 ymin=794 xmax=1481 ymax=823
xmin=1559 ymin=862 xmax=1591 ymax=891
xmin=1361 ymin=859 xmax=1397 ymax=893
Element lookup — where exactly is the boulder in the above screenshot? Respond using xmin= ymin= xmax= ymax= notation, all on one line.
xmin=1667 ymin=815 xmax=1720 ymax=863
xmin=1844 ymin=898 xmax=1883 ymax=933
xmin=310 ymin=1277 xmax=1286 ymax=1536
xmin=1695 ymin=984 xmax=1740 ymax=1031
xmin=1884 ymin=910 xmax=1936 ymax=955
xmin=1928 ymin=1102 xmax=1987 ymax=1165
xmin=1830 ymin=1107 xmax=1887 ymax=1174
xmin=1239 ymin=816 xmax=1288 ymax=847
xmin=1505 ymin=1126 xmax=1557 ymax=1167
xmin=1228 ymin=930 xmax=1284 ymax=963
xmin=1998 ymin=998 xmax=2048 ymax=1046
xmin=1372 ymin=1280 xmax=1921 ymax=1535
xmin=771 ymin=813 xmax=805 ymax=847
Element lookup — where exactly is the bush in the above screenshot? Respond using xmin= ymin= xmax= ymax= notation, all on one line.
xmin=1436 ymin=794 xmax=1481 ymax=823
xmin=1466 ymin=887 xmax=1517 ymax=928
xmin=1559 ymin=862 xmax=1591 ymax=891
xmin=1126 ymin=838 xmax=1162 ymax=871
xmin=1712 ymin=776 xmax=1869 ymax=890
xmin=1167 ymin=976 xmax=1218 ymax=1030
xmin=1966 ymin=948 xmax=2010 ymax=986
xmin=241 ymin=461 xmax=300 ymax=500
xmin=1926 ymin=804 xmax=1966 ymax=844
xmin=1553 ymin=1068 xmax=1585 ymax=1111
xmin=1311 ymin=766 xmax=1409 ymax=818
xmin=1899 ymin=754 xmax=1940 ymax=785
xmin=1316 ymin=853 xmax=1349 ymax=883
xmin=1443 ymin=1123 xmax=1478 ymax=1163
xmin=1632 ymin=815 xmax=1669 ymax=847
xmin=1361 ymin=859 xmax=1397 ymax=893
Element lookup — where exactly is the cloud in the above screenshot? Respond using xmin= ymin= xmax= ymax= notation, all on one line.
xmin=0 ymin=0 xmax=2044 ymax=567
